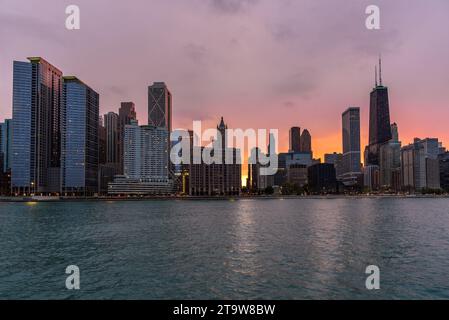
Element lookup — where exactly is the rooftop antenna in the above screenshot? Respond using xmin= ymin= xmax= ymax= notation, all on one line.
xmin=379 ymin=54 xmax=383 ymax=86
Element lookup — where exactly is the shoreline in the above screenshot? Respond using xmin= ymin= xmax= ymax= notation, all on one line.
xmin=1 ymin=194 xmax=449 ymax=202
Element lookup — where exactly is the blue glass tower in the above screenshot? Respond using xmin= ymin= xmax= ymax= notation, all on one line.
xmin=61 ymin=76 xmax=99 ymax=196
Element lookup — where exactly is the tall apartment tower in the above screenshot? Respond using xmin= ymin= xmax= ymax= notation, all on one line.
xmin=148 ymin=82 xmax=172 ymax=133
xmin=0 ymin=119 xmax=12 ymax=172
xmin=366 ymin=57 xmax=392 ymax=166
xmin=340 ymin=107 xmax=361 ymax=186
xmin=118 ymin=102 xmax=137 ymax=173
xmin=11 ymin=57 xmax=63 ymax=194
xmin=289 ymin=127 xmax=301 ymax=153
xmin=104 ymin=112 xmax=120 ymax=166
xmin=61 ymin=76 xmax=99 ymax=196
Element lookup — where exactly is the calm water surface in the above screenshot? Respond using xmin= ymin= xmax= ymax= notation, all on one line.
xmin=1 ymin=198 xmax=449 ymax=299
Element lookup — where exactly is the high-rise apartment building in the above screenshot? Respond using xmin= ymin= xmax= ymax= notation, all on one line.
xmin=11 ymin=57 xmax=63 ymax=194
xmin=340 ymin=107 xmax=362 ymax=186
xmin=401 ymin=138 xmax=440 ymax=191
xmin=118 ymin=102 xmax=137 ymax=173
xmin=104 ymin=112 xmax=120 ymax=165
xmin=0 ymin=119 xmax=12 ymax=172
xmin=61 ymin=76 xmax=99 ymax=196
xmin=379 ymin=123 xmax=401 ymax=190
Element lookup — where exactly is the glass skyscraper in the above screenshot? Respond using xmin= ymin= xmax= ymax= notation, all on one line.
xmin=11 ymin=57 xmax=63 ymax=194
xmin=61 ymin=76 xmax=99 ymax=196
xmin=340 ymin=107 xmax=361 ymax=186
xmin=0 ymin=119 xmax=12 ymax=172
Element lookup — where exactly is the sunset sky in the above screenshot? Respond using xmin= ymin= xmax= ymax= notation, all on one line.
xmin=1 ymin=0 xmax=449 ymax=167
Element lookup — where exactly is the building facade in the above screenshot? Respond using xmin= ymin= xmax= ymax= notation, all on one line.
xmin=340 ymin=107 xmax=362 ymax=187
xmin=108 ymin=121 xmax=173 ymax=195
xmin=189 ymin=118 xmax=241 ymax=196
xmin=401 ymin=138 xmax=440 ymax=191
xmin=0 ymin=119 xmax=12 ymax=173
xmin=104 ymin=112 xmax=120 ymax=166
xmin=61 ymin=76 xmax=99 ymax=196
xmin=299 ymin=129 xmax=312 ymax=154
xmin=11 ymin=57 xmax=63 ymax=194
xmin=379 ymin=123 xmax=401 ymax=190
xmin=307 ymin=163 xmax=337 ymax=194
xmin=289 ymin=127 xmax=301 ymax=153
xmin=118 ymin=102 xmax=137 ymax=174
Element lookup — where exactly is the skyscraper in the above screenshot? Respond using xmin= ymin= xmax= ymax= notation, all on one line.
xmin=104 ymin=112 xmax=120 ymax=165
xmin=11 ymin=57 xmax=63 ymax=194
xmin=379 ymin=123 xmax=401 ymax=190
xmin=148 ymin=82 xmax=172 ymax=133
xmin=366 ymin=57 xmax=392 ymax=166
xmin=289 ymin=127 xmax=301 ymax=153
xmin=401 ymin=138 xmax=440 ymax=191
xmin=0 ymin=119 xmax=12 ymax=172
xmin=61 ymin=76 xmax=99 ymax=196
xmin=118 ymin=102 xmax=137 ymax=174
xmin=340 ymin=107 xmax=361 ymax=186
xmin=108 ymin=120 xmax=173 ymax=195
xmin=300 ymin=129 xmax=312 ymax=154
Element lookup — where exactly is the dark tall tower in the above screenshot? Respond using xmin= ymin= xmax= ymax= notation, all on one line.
xmin=289 ymin=127 xmax=301 ymax=153
xmin=300 ymin=129 xmax=312 ymax=154
xmin=118 ymin=102 xmax=137 ymax=173
xmin=366 ymin=57 xmax=392 ymax=165
xmin=148 ymin=82 xmax=172 ymax=133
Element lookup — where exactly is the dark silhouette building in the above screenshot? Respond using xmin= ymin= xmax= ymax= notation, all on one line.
xmin=439 ymin=152 xmax=449 ymax=192
xmin=289 ymin=127 xmax=301 ymax=153
xmin=118 ymin=102 xmax=137 ymax=173
xmin=308 ymin=163 xmax=337 ymax=194
xmin=300 ymin=129 xmax=312 ymax=154
xmin=366 ymin=57 xmax=392 ymax=166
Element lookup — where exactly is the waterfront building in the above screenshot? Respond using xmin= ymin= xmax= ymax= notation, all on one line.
xmin=379 ymin=123 xmax=401 ymax=190
xmin=247 ymin=147 xmax=274 ymax=192
xmin=324 ymin=152 xmax=343 ymax=177
xmin=104 ymin=112 xmax=120 ymax=166
xmin=98 ymin=117 xmax=107 ymax=165
xmin=439 ymin=152 xmax=449 ymax=192
xmin=340 ymin=107 xmax=362 ymax=187
xmin=108 ymin=120 xmax=173 ymax=195
xmin=0 ymin=119 xmax=12 ymax=173
xmin=401 ymin=138 xmax=441 ymax=191
xmin=118 ymin=102 xmax=137 ymax=174
xmin=287 ymin=164 xmax=308 ymax=187
xmin=289 ymin=127 xmax=301 ymax=153
xmin=365 ymin=58 xmax=392 ymax=167
xmin=61 ymin=76 xmax=99 ymax=196
xmin=189 ymin=118 xmax=241 ymax=196
xmin=364 ymin=165 xmax=380 ymax=192
xmin=11 ymin=57 xmax=63 ymax=194
xmin=307 ymin=163 xmax=337 ymax=194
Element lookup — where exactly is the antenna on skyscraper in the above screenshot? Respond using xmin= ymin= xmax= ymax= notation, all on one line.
xmin=379 ymin=54 xmax=383 ymax=86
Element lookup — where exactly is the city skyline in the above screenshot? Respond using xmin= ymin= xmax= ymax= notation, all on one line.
xmin=1 ymin=0 xmax=449 ymax=163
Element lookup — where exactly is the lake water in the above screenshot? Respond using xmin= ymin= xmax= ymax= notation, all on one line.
xmin=1 ymin=198 xmax=449 ymax=299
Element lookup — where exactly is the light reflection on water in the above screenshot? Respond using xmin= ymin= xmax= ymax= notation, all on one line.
xmin=0 ymin=198 xmax=449 ymax=299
